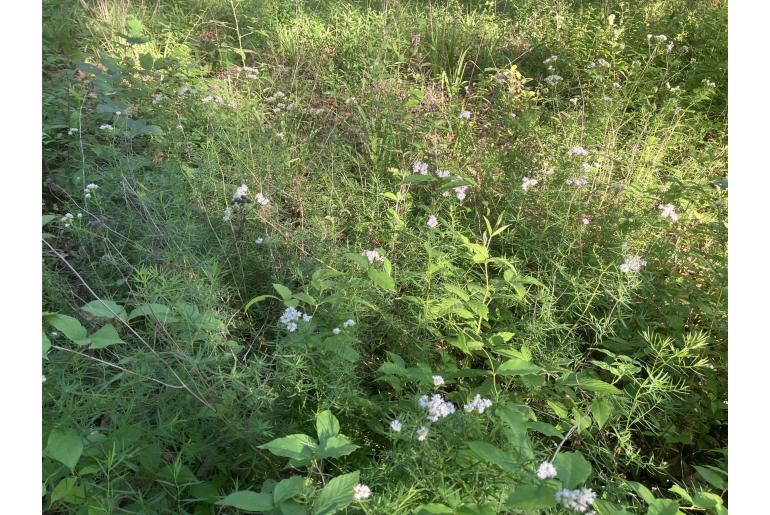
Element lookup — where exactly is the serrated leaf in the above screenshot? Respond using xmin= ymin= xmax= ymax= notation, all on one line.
xmin=46 ymin=428 xmax=83 ymax=471
xmin=258 ymin=434 xmax=316 ymax=461
xmin=312 ymin=471 xmax=359 ymax=515
xmin=274 ymin=476 xmax=305 ymax=505
xmin=368 ymin=268 xmax=395 ymax=291
xmin=45 ymin=314 xmax=88 ymax=345
xmin=591 ymin=397 xmax=612 ymax=428
xmin=467 ymin=441 xmax=519 ymax=474
xmin=554 ymin=452 xmax=592 ymax=489
xmin=89 ymin=324 xmax=125 ymax=349
xmin=81 ymin=300 xmax=128 ymax=322
xmin=316 ymin=410 xmax=340 ymax=443
xmin=217 ymin=491 xmax=274 ymax=512
xmin=317 ymin=435 xmax=358 ymax=460
xmin=507 ymin=483 xmax=559 ymax=509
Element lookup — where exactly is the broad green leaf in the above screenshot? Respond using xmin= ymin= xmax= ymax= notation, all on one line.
xmin=128 ymin=303 xmax=171 ymax=322
xmin=43 ymin=332 xmax=51 ymax=358
xmin=592 ymin=397 xmax=613 ymax=428
xmin=456 ymin=503 xmax=497 ymax=515
xmin=496 ymin=406 xmax=534 ymax=458
xmin=317 ymin=435 xmax=359 ymax=460
xmin=413 ymin=503 xmax=455 ymax=514
xmin=693 ymin=465 xmax=727 ymax=490
xmin=139 ymin=53 xmax=154 ymax=70
xmin=628 ymin=482 xmax=656 ymax=504
xmin=89 ymin=324 xmax=125 ymax=349
xmin=497 ymin=358 xmax=542 ymax=377
xmin=646 ymin=499 xmax=681 ymax=515
xmin=51 ymin=477 xmax=86 ymax=504
xmin=316 ymin=410 xmax=340 ymax=443
xmin=258 ymin=434 xmax=316 ymax=461
xmin=312 ymin=471 xmax=359 ymax=515
xmin=507 ymin=483 xmax=559 ymax=509
xmin=280 ymin=500 xmax=308 ymax=515
xmin=43 ymin=214 xmax=58 ymax=226
xmin=567 ymin=375 xmax=622 ymax=395
xmin=467 ymin=441 xmax=519 ymax=474
xmin=527 ymin=421 xmax=563 ymax=438
xmin=553 ymin=452 xmax=592 ymax=489
xmin=403 ymin=174 xmax=435 ymax=184
xmin=274 ymin=476 xmax=306 ymax=505
xmin=81 ymin=300 xmax=127 ymax=322
xmin=368 ymin=268 xmax=395 ymax=291
xmin=46 ymin=427 xmax=83 ymax=471
xmin=593 ymin=499 xmax=633 ymax=514
xmin=693 ymin=491 xmax=723 ymax=509
xmin=273 ymin=283 xmax=293 ymax=301
xmin=217 ymin=491 xmax=274 ymax=512
xmin=668 ymin=485 xmax=692 ymax=504
xmin=343 ymin=253 xmax=371 ymax=268
xmin=45 ymin=314 xmax=88 ymax=345
xmin=245 ymin=295 xmax=279 ymax=312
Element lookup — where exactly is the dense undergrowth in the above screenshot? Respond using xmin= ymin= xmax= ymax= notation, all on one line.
xmin=42 ymin=0 xmax=727 ymax=513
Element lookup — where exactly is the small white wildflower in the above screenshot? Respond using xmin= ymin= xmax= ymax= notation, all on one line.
xmin=412 ymin=160 xmax=429 ymax=175
xmin=67 ymin=127 xmax=79 ymax=135
xmin=84 ymin=193 xmax=91 ymax=199
xmin=612 ymin=82 xmax=622 ymax=89
xmin=353 ymin=484 xmax=371 ymax=501
xmin=655 ymin=34 xmax=668 ymax=42
xmin=567 ymin=146 xmax=588 ymax=156
xmin=544 ymin=74 xmax=563 ymax=85
xmin=658 ymin=203 xmax=679 ymax=222
xmin=567 ymin=176 xmax=589 ymax=187
xmin=619 ymin=255 xmax=647 ymax=274
xmin=667 ymin=41 xmax=674 ymax=53
xmin=555 ymin=488 xmax=597 ymax=513
xmin=544 ymin=167 xmax=555 ymax=175
xmin=232 ymin=184 xmax=249 ymax=203
xmin=416 ymin=426 xmax=429 ymax=441
xmin=537 ymin=461 xmax=557 ymax=480
xmin=419 ymin=394 xmax=456 ymax=422
xmin=612 ymin=182 xmax=625 ymax=190
xmin=435 ymin=169 xmax=451 ymax=178
xmin=177 ymin=86 xmax=190 ymax=96
xmin=286 ymin=322 xmax=298 ymax=332
xmin=582 ymin=216 xmax=591 ymax=225
xmin=703 ymin=79 xmax=716 ymax=88
xmin=85 ymin=183 xmax=99 ymax=191
xmin=632 ymin=59 xmax=642 ymax=66
xmin=202 ymin=95 xmax=214 ymax=103
xmin=222 ymin=207 xmax=233 ymax=222
xmin=454 ymin=185 xmax=469 ymax=201
xmin=361 ymin=250 xmax=384 ymax=263
xmin=521 ymin=177 xmax=539 ymax=191
xmin=302 ymin=314 xmax=312 ymax=322
xmin=276 ymin=131 xmax=285 ymax=139
xmin=152 ymin=93 xmax=165 ymax=104
xmin=427 ymin=215 xmax=438 ymax=228
xmin=50 ymin=331 xmax=60 ymax=338
xmin=255 ymin=192 xmax=270 ymax=206
xmin=459 ymin=110 xmax=472 ymax=119
xmin=464 ymin=394 xmax=493 ymax=414
xmin=332 ymin=327 xmax=341 ymax=335
xmin=543 ymin=55 xmax=558 ymax=64
xmin=176 ymin=124 xmax=183 ymax=130
xmin=99 ymin=124 xmax=114 ymax=131
xmin=432 ymin=375 xmax=445 ymax=386
xmin=343 ymin=319 xmax=356 ymax=327
xmin=255 ymin=237 xmax=264 ymax=244
xmin=345 ymin=96 xmax=357 ymax=105
xmin=42 ymin=374 xmax=47 ymax=383
xmin=390 ymin=419 xmax=403 ymax=432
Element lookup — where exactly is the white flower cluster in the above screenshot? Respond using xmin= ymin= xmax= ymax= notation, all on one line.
xmin=153 ymin=93 xmax=165 ymax=104
xmin=567 ymin=146 xmax=589 ymax=156
xmin=361 ymin=250 xmax=384 ymax=263
xmin=647 ymin=34 xmax=668 ymax=42
xmin=536 ymin=461 xmax=557 ymax=479
xmin=353 ymin=484 xmax=371 ymax=501
xmin=582 ymin=216 xmax=591 ymax=225
xmin=432 ymin=375 xmax=444 ymax=386
xmin=99 ymin=124 xmax=114 ymax=131
xmin=619 ymin=255 xmax=647 ymax=274
xmin=435 ymin=169 xmax=451 ymax=178
xmin=202 ymin=95 xmax=224 ymax=104
xmin=543 ymin=55 xmax=558 ymax=64
xmin=545 ymin=75 xmax=563 ymax=85
xmin=521 ymin=177 xmax=539 ymax=191
xmin=427 ymin=215 xmax=438 ymax=228
xmin=67 ymin=127 xmax=79 ymax=135
xmin=61 ymin=213 xmax=75 ymax=228
xmin=232 ymin=184 xmax=249 ymax=203
xmin=390 ymin=419 xmax=402 ymax=432
xmin=278 ymin=306 xmax=312 ymax=332
xmin=238 ymin=66 xmax=259 ymax=79
xmin=343 ymin=319 xmax=356 ymax=327
xmin=255 ymin=237 xmax=264 ymax=245
xmin=178 ymin=86 xmax=190 ymax=96
xmin=464 ymin=394 xmax=493 ymax=414
xmin=84 ymin=183 xmax=99 ymax=199
xmin=345 ymin=96 xmax=357 ymax=105
xmin=416 ymin=426 xmax=430 ymax=442
xmin=412 ymin=159 xmax=429 ymax=175
xmin=419 ymin=394 xmax=456 ymax=422
xmin=567 ymin=177 xmax=589 ymax=187
xmin=452 ymin=185 xmax=469 ymax=201
xmin=587 ymin=58 xmax=610 ymax=69
xmin=255 ymin=192 xmax=270 ymax=206
xmin=458 ymin=110 xmax=472 ymax=119
xmin=223 ymin=207 xmax=233 ymax=221
xmin=555 ymin=488 xmax=597 ymax=513
xmin=658 ymin=203 xmax=678 ymax=221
